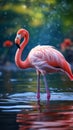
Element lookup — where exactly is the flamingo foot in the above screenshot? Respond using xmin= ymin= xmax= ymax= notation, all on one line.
xmin=47 ymin=93 xmax=50 ymax=100
xmin=37 ymin=93 xmax=40 ymax=100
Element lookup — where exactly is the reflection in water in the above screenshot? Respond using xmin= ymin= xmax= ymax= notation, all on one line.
xmin=16 ymin=101 xmax=73 ymax=130
xmin=0 ymin=70 xmax=73 ymax=130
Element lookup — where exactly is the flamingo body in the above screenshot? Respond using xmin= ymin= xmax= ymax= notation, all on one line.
xmin=28 ymin=45 xmax=68 ymax=72
xmin=15 ymin=28 xmax=73 ymax=100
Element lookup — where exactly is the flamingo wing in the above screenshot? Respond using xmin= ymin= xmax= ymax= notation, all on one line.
xmin=28 ymin=45 xmax=66 ymax=73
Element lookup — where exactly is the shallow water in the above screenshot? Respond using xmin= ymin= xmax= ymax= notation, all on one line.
xmin=0 ymin=68 xmax=73 ymax=130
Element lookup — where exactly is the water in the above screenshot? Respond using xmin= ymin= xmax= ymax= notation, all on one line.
xmin=0 ymin=67 xmax=73 ymax=130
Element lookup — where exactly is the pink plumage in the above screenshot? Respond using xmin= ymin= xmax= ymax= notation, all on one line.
xmin=15 ymin=28 xmax=73 ymax=100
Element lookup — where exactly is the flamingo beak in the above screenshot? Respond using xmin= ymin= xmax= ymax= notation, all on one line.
xmin=15 ymin=34 xmax=21 ymax=49
xmin=16 ymin=43 xmax=20 ymax=48
xmin=15 ymin=40 xmax=20 ymax=48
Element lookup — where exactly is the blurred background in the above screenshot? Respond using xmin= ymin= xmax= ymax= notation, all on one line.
xmin=0 ymin=1 xmax=73 ymax=130
xmin=0 ymin=0 xmax=73 ymax=66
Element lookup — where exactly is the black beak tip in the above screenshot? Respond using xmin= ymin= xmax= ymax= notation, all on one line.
xmin=16 ymin=44 xmax=20 ymax=48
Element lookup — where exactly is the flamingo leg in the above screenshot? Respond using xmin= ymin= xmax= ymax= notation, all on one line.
xmin=37 ymin=71 xmax=40 ymax=100
xmin=43 ymin=74 xmax=50 ymax=100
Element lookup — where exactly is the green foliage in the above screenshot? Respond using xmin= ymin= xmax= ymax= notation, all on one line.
xmin=0 ymin=0 xmax=73 ymax=63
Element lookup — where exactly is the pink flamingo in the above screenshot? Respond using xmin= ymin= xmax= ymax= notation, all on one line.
xmin=60 ymin=38 xmax=72 ymax=51
xmin=15 ymin=28 xmax=73 ymax=100
xmin=3 ymin=40 xmax=13 ymax=47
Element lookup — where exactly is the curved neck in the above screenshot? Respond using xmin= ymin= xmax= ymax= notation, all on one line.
xmin=15 ymin=32 xmax=30 ymax=69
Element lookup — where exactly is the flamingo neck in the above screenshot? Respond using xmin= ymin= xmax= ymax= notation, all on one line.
xmin=15 ymin=34 xmax=30 ymax=69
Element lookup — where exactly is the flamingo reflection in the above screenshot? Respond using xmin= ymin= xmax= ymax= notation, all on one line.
xmin=16 ymin=101 xmax=73 ymax=130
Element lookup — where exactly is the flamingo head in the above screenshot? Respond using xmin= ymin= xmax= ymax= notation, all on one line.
xmin=15 ymin=28 xmax=29 ymax=48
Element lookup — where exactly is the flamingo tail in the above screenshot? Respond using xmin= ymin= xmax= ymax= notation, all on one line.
xmin=62 ymin=60 xmax=73 ymax=81
xmin=67 ymin=72 xmax=73 ymax=81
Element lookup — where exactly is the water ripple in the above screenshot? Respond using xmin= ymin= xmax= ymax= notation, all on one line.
xmin=8 ymin=92 xmax=73 ymax=101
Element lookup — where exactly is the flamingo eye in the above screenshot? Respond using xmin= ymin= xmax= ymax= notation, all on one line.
xmin=16 ymin=34 xmax=21 ymax=39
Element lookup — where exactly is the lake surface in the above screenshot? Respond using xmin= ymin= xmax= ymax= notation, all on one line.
xmin=0 ymin=66 xmax=73 ymax=130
